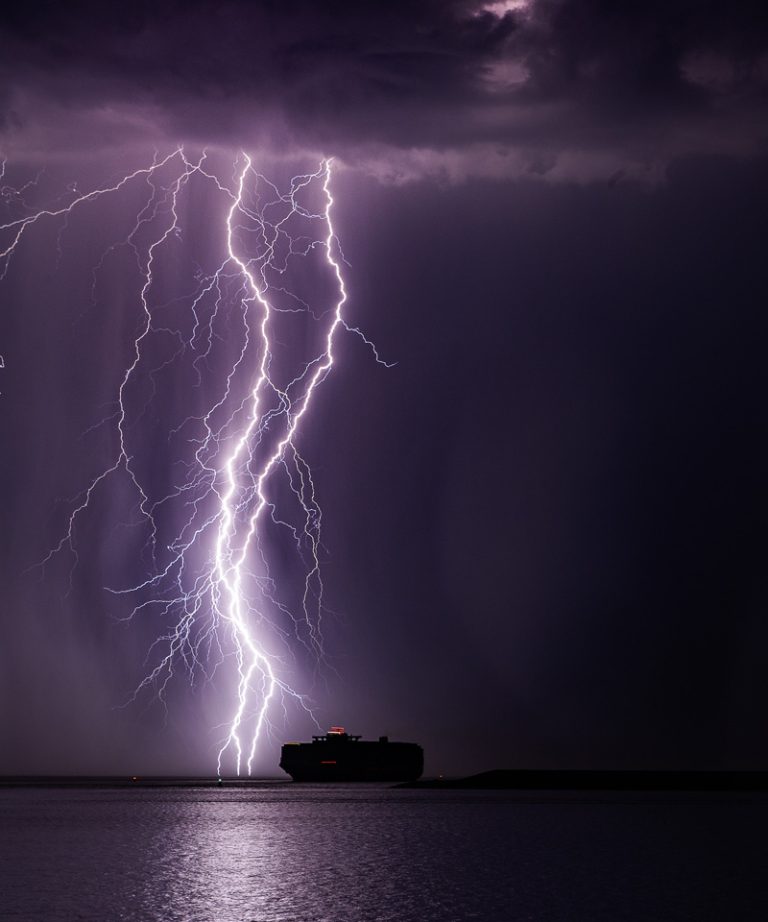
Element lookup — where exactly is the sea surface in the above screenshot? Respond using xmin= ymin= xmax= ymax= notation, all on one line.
xmin=1 ymin=784 xmax=767 ymax=921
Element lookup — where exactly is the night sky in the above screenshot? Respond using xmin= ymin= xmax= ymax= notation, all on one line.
xmin=1 ymin=0 xmax=767 ymax=777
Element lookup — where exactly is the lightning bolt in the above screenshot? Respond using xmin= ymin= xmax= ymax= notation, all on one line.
xmin=0 ymin=148 xmax=390 ymax=775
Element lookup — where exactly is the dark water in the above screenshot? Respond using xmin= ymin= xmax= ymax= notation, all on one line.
xmin=1 ymin=785 xmax=767 ymax=921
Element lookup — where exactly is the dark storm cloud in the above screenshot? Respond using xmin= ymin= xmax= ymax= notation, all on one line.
xmin=1 ymin=0 xmax=766 ymax=177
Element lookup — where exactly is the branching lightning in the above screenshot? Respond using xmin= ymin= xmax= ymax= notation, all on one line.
xmin=0 ymin=149 xmax=389 ymax=775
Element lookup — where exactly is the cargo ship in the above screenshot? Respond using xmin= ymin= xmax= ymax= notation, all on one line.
xmin=280 ymin=727 xmax=424 ymax=782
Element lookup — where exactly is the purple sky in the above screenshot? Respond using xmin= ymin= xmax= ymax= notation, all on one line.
xmin=1 ymin=0 xmax=767 ymax=776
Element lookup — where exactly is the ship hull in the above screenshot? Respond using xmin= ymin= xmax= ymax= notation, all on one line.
xmin=280 ymin=739 xmax=423 ymax=783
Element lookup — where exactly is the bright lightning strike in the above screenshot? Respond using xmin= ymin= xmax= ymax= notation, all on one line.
xmin=0 ymin=149 xmax=389 ymax=775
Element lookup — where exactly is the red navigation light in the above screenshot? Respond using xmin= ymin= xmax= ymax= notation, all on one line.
xmin=329 ymin=726 xmax=345 ymax=734
xmin=320 ymin=760 xmax=337 ymax=765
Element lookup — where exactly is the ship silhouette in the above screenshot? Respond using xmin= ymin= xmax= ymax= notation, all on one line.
xmin=280 ymin=727 xmax=424 ymax=782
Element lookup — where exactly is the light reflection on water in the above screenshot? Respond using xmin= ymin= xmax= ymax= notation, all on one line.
xmin=1 ymin=785 xmax=766 ymax=920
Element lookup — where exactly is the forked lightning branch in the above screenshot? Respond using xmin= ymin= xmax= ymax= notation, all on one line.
xmin=0 ymin=150 xmax=388 ymax=775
